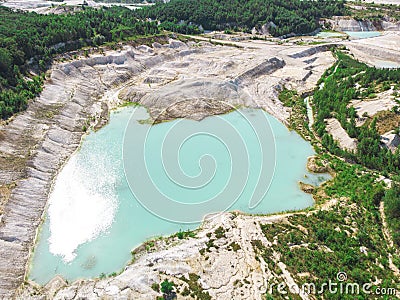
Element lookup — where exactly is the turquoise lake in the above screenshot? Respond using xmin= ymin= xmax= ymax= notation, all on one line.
xmin=344 ymin=31 xmax=381 ymax=39
xmin=315 ymin=31 xmax=345 ymax=38
xmin=29 ymin=106 xmax=329 ymax=285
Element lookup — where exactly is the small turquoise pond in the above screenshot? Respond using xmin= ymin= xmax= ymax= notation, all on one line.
xmin=344 ymin=31 xmax=381 ymax=39
xmin=316 ymin=31 xmax=345 ymax=38
xmin=29 ymin=106 xmax=329 ymax=285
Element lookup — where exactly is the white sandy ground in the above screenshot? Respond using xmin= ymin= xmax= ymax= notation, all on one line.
xmin=344 ymin=32 xmax=400 ymax=67
xmin=325 ymin=118 xmax=358 ymax=151
xmin=350 ymin=32 xmax=400 ymax=52
xmin=381 ymin=132 xmax=400 ymax=150
xmin=325 ymin=33 xmax=400 ymax=151
xmin=349 ymin=90 xmax=397 ymax=120
xmin=327 ymin=82 xmax=400 ymax=153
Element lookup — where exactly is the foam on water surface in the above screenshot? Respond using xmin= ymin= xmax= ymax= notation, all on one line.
xmin=47 ymin=153 xmax=118 ymax=262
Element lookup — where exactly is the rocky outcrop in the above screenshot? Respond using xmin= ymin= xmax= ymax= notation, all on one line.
xmin=327 ymin=17 xmax=377 ymax=32
xmin=381 ymin=132 xmax=400 ymax=151
xmin=136 ymin=79 xmax=253 ymax=122
xmin=298 ymin=182 xmax=315 ymax=194
xmin=324 ymin=16 xmax=400 ymax=32
xmin=307 ymin=156 xmax=329 ymax=174
xmin=251 ymin=23 xmax=275 ymax=36
xmin=382 ymin=20 xmax=400 ymax=31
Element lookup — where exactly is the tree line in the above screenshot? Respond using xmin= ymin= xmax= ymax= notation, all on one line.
xmin=137 ymin=0 xmax=346 ymax=36
xmin=0 ymin=6 xmax=159 ymax=120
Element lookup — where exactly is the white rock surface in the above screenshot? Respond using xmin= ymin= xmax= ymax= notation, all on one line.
xmin=349 ymin=91 xmax=397 ymax=124
xmin=381 ymin=132 xmax=400 ymax=150
xmin=326 ymin=118 xmax=358 ymax=151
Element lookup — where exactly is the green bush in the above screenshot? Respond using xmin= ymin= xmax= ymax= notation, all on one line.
xmin=160 ymin=279 xmax=174 ymax=294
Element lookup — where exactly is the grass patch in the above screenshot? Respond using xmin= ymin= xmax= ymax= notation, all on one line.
xmin=371 ymin=110 xmax=400 ymax=135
